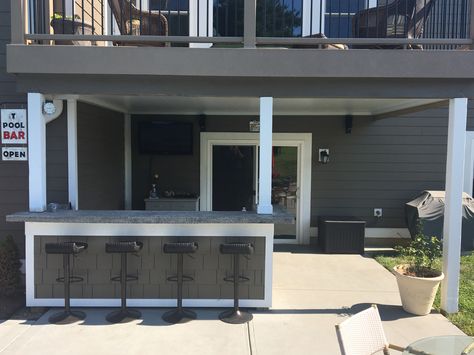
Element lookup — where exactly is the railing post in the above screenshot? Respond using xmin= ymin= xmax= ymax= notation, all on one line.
xmin=243 ymin=0 xmax=257 ymax=48
xmin=11 ymin=0 xmax=25 ymax=44
xmin=470 ymin=0 xmax=474 ymax=49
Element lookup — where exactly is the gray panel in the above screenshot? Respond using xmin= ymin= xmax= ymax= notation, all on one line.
xmin=7 ymin=45 xmax=474 ymax=79
xmin=46 ymin=110 xmax=68 ymax=204
xmin=12 ymin=74 xmax=474 ymax=99
xmin=34 ymin=236 xmax=265 ymax=300
xmin=77 ymin=102 xmax=125 ymax=210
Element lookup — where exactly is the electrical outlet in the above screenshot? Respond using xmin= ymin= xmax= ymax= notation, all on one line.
xmin=374 ymin=208 xmax=383 ymax=218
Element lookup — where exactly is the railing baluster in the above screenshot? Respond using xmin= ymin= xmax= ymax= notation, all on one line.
xmin=470 ymin=0 xmax=474 ymax=48
xmin=92 ymin=0 xmax=95 ymax=35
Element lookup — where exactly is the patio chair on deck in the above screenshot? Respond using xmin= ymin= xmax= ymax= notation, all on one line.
xmin=352 ymin=0 xmax=436 ymax=49
xmin=336 ymin=305 xmax=405 ymax=355
xmin=107 ymin=0 xmax=168 ymax=46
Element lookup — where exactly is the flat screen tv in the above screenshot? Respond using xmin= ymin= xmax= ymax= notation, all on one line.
xmin=138 ymin=121 xmax=194 ymax=155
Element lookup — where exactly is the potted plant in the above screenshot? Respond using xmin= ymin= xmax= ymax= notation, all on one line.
xmin=50 ymin=13 xmax=94 ymax=45
xmin=393 ymin=227 xmax=444 ymax=316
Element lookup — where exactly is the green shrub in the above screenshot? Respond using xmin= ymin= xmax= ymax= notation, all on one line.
xmin=0 ymin=236 xmax=22 ymax=297
xmin=394 ymin=225 xmax=442 ymax=277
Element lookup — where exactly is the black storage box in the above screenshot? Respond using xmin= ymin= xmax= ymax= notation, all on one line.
xmin=318 ymin=216 xmax=366 ymax=254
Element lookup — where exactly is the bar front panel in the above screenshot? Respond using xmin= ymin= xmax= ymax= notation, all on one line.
xmin=34 ymin=236 xmax=265 ymax=300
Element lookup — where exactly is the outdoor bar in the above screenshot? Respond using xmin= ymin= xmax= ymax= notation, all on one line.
xmin=6 ymin=211 xmax=293 ymax=308
xmin=6 ymin=95 xmax=296 ymax=312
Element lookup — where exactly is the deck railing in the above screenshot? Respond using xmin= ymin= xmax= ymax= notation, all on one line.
xmin=12 ymin=0 xmax=474 ymax=49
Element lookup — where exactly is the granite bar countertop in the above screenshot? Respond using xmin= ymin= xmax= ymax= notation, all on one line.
xmin=6 ymin=209 xmax=295 ymax=224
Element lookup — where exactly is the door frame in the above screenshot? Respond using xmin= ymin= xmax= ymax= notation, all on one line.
xmin=200 ymin=132 xmax=312 ymax=244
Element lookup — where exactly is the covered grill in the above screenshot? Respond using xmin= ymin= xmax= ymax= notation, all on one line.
xmin=405 ymin=191 xmax=474 ymax=251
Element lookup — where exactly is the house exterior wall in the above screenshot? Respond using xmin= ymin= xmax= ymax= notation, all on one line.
xmin=0 ymin=0 xmax=27 ymax=253
xmin=77 ymin=102 xmax=125 ymax=210
xmin=132 ymin=106 xmax=474 ymax=230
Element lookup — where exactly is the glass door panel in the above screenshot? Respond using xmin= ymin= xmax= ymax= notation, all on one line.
xmin=212 ymin=145 xmax=256 ymax=211
xmin=272 ymin=146 xmax=297 ymax=240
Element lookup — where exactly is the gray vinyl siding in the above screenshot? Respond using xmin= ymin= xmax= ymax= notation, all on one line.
xmin=46 ymin=110 xmax=68 ymax=204
xmin=0 ymin=0 xmax=27 ymax=254
xmin=77 ymin=102 xmax=125 ymax=210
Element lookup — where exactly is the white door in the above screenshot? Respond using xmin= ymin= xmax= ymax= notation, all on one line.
xmin=200 ymin=132 xmax=312 ymax=244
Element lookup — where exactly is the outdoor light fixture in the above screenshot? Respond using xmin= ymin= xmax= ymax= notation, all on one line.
xmin=319 ymin=149 xmax=330 ymax=164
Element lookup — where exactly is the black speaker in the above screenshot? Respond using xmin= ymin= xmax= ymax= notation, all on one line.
xmin=345 ymin=115 xmax=353 ymax=134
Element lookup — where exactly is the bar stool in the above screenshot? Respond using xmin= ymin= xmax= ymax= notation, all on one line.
xmin=219 ymin=242 xmax=254 ymax=324
xmin=105 ymin=240 xmax=143 ymax=323
xmin=44 ymin=241 xmax=88 ymax=324
xmin=162 ymin=241 xmax=199 ymax=324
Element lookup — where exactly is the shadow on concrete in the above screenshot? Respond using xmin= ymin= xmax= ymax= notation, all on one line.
xmin=349 ymin=303 xmax=440 ymax=321
xmin=273 ymin=244 xmax=321 ymax=254
xmin=253 ymin=303 xmax=434 ymax=322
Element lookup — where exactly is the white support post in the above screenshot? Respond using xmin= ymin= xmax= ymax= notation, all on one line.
xmin=441 ymin=98 xmax=468 ymax=314
xmin=67 ymin=99 xmax=79 ymax=210
xmin=124 ymin=114 xmax=132 ymax=210
xmin=27 ymin=93 xmax=47 ymax=212
xmin=257 ymin=97 xmax=273 ymax=215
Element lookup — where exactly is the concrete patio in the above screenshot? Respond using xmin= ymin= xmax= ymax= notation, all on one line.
xmin=0 ymin=247 xmax=465 ymax=355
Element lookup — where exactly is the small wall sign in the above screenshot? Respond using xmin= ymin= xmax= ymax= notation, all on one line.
xmin=2 ymin=147 xmax=27 ymax=161
xmin=1 ymin=109 xmax=27 ymax=144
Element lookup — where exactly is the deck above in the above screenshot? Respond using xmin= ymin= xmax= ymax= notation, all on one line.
xmin=6 ymin=209 xmax=295 ymax=224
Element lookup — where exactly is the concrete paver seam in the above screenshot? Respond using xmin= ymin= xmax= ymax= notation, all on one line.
xmin=0 ymin=322 xmax=34 ymax=354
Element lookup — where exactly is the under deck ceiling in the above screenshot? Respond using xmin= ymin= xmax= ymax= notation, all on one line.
xmin=78 ymin=95 xmax=445 ymax=117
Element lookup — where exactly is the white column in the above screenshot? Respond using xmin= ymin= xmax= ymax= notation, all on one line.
xmin=67 ymin=99 xmax=79 ymax=210
xmin=27 ymin=93 xmax=47 ymax=212
xmin=257 ymin=97 xmax=273 ymax=214
xmin=124 ymin=114 xmax=132 ymax=210
xmin=441 ymin=98 xmax=468 ymax=314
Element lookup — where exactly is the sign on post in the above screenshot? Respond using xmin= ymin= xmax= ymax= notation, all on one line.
xmin=1 ymin=109 xmax=27 ymax=144
xmin=2 ymin=147 xmax=27 ymax=161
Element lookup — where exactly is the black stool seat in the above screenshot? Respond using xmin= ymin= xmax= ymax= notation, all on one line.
xmin=105 ymin=241 xmax=143 ymax=253
xmin=219 ymin=242 xmax=254 ymax=325
xmin=105 ymin=240 xmax=143 ymax=324
xmin=45 ymin=241 xmax=87 ymax=255
xmin=220 ymin=243 xmax=254 ymax=255
xmin=163 ymin=242 xmax=198 ymax=254
xmin=44 ymin=241 xmax=88 ymax=324
xmin=162 ymin=241 xmax=198 ymax=324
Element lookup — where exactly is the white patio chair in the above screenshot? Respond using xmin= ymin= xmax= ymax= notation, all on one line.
xmin=335 ymin=304 xmax=405 ymax=355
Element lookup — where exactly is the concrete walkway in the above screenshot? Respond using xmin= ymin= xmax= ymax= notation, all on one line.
xmin=0 ymin=249 xmax=464 ymax=355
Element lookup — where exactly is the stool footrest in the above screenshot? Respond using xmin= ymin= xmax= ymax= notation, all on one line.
xmin=111 ymin=275 xmax=139 ymax=282
xmin=167 ymin=275 xmax=194 ymax=282
xmin=223 ymin=275 xmax=250 ymax=283
xmin=56 ymin=275 xmax=84 ymax=283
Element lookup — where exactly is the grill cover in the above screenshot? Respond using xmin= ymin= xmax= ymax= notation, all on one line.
xmin=405 ymin=191 xmax=474 ymax=251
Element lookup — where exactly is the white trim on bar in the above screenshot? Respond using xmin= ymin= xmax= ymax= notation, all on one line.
xmin=441 ymin=98 xmax=468 ymax=314
xmin=67 ymin=98 xmax=79 ymax=210
xmin=27 ymin=93 xmax=47 ymax=212
xmin=25 ymin=222 xmax=274 ymax=308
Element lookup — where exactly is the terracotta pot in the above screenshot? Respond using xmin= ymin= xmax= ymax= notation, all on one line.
xmin=393 ymin=264 xmax=444 ymax=316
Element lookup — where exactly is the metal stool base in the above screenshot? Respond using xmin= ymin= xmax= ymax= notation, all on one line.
xmin=48 ymin=310 xmax=86 ymax=324
xmin=162 ymin=308 xmax=197 ymax=324
xmin=106 ymin=309 xmax=141 ymax=324
xmin=219 ymin=309 xmax=253 ymax=324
